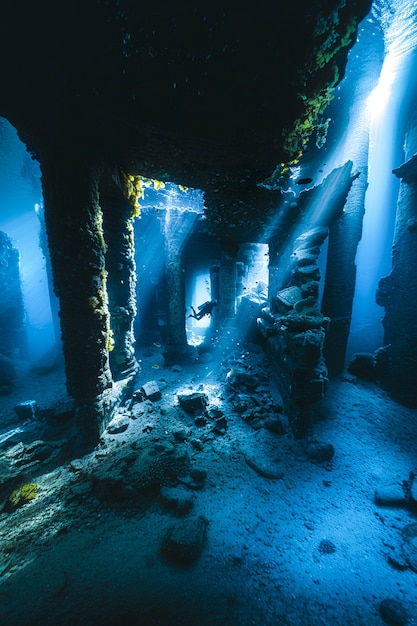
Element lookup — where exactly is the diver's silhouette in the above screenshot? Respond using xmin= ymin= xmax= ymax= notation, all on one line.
xmin=187 ymin=300 xmax=217 ymax=320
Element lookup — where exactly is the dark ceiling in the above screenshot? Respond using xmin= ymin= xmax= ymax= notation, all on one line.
xmin=0 ymin=0 xmax=372 ymax=239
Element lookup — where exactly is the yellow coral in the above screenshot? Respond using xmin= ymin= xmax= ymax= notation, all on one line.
xmin=9 ymin=483 xmax=38 ymax=507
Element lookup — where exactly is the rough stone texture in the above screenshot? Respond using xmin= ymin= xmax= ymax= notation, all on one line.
xmin=379 ymin=598 xmax=409 ymax=625
xmin=161 ymin=515 xmax=208 ymax=564
xmin=14 ymin=401 xmax=37 ymax=421
xmin=0 ymin=231 xmax=26 ymax=361
xmin=177 ymin=392 xmax=208 ymax=413
xmin=347 ymin=352 xmax=376 ymax=380
xmin=160 ymin=486 xmax=194 ymax=516
xmin=141 ymin=380 xmax=162 ymax=402
xmin=101 ymin=177 xmax=137 ymax=378
xmin=374 ymin=484 xmax=407 ymax=508
xmin=245 ymin=453 xmax=284 ymax=480
xmin=377 ymin=117 xmax=417 ymax=407
xmin=42 ymin=157 xmax=113 ymax=403
xmin=259 ymin=225 xmax=330 ymax=437
xmin=306 ymin=442 xmax=335 ymax=463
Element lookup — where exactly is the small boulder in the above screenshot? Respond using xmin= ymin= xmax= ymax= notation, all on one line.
xmin=379 ymin=598 xmax=409 ymax=625
xmin=306 ymin=442 xmax=334 ymax=463
xmin=347 ymin=352 xmax=376 ymax=380
xmin=14 ymin=400 xmax=37 ymax=420
xmin=107 ymin=416 xmax=130 ymax=434
xmin=141 ymin=380 xmax=162 ymax=402
xmin=161 ymin=515 xmax=208 ymax=564
xmin=177 ymin=391 xmax=208 ymax=413
xmin=375 ymin=484 xmax=406 ymax=508
xmin=160 ymin=486 xmax=194 ymax=516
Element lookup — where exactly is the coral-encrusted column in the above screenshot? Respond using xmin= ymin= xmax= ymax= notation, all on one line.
xmin=41 ymin=155 xmax=113 ymax=408
xmin=100 ymin=178 xmax=137 ymax=379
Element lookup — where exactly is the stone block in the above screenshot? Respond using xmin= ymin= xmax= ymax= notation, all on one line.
xmin=141 ymin=380 xmax=162 ymax=401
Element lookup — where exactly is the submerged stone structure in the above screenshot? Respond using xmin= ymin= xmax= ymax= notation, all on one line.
xmin=0 ymin=1 xmax=381 ymax=444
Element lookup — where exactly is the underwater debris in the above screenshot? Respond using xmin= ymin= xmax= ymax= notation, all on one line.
xmin=296 ymin=177 xmax=313 ymax=185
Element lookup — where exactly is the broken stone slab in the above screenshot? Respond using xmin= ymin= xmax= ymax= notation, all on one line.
xmin=177 ymin=391 xmax=208 ymax=413
xmin=141 ymin=380 xmax=162 ymax=402
xmin=161 ymin=515 xmax=208 ymax=564
xmin=293 ymin=264 xmax=320 ymax=283
xmin=14 ymin=400 xmax=37 ymax=420
xmin=274 ymin=286 xmax=303 ymax=314
xmin=375 ymin=484 xmax=407 ymax=508
xmin=244 ymin=453 xmax=284 ymax=479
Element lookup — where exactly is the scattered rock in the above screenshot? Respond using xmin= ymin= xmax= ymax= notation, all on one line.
xmin=194 ymin=414 xmax=208 ymax=426
xmin=375 ymin=484 xmax=406 ymax=508
xmin=171 ymin=364 xmax=183 ymax=373
xmin=107 ymin=416 xmax=130 ymax=434
xmin=14 ymin=400 xmax=37 ymax=420
xmin=245 ymin=453 xmax=284 ymax=479
xmin=379 ymin=598 xmax=409 ymax=625
xmin=173 ymin=429 xmax=187 ymax=442
xmin=141 ymin=380 xmax=162 ymax=402
xmin=318 ymin=539 xmax=336 ymax=555
xmin=160 ymin=486 xmax=194 ymax=516
xmin=306 ymin=442 xmax=334 ymax=463
xmin=189 ymin=468 xmax=207 ymax=482
xmin=161 ymin=515 xmax=208 ymax=564
xmin=264 ymin=416 xmax=286 ymax=434
xmin=347 ymin=352 xmax=376 ymax=380
xmin=178 ymin=475 xmax=205 ymax=491
xmin=177 ymin=391 xmax=208 ymax=413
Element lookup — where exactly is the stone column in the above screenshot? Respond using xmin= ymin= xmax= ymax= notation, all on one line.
xmin=209 ymin=260 xmax=220 ymax=333
xmin=376 ymin=117 xmax=417 ymax=407
xmin=41 ymin=155 xmax=113 ymax=407
xmin=321 ymin=170 xmax=367 ymax=373
xmin=100 ymin=180 xmax=137 ymax=379
xmin=218 ymin=246 xmax=238 ymax=323
xmin=164 ymin=209 xmax=189 ymax=363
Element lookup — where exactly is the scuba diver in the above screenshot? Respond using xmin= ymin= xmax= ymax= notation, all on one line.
xmin=187 ymin=300 xmax=217 ymax=320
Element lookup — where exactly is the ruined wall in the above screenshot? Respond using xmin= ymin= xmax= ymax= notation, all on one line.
xmin=258 ymin=228 xmax=329 ymax=438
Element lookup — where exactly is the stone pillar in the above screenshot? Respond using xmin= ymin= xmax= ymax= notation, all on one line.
xmin=209 ymin=260 xmax=220 ymax=333
xmin=218 ymin=247 xmax=238 ymax=323
xmin=164 ymin=209 xmax=189 ymax=363
xmin=321 ymin=170 xmax=367 ymax=373
xmin=100 ymin=181 xmax=137 ymax=379
xmin=41 ymin=155 xmax=113 ymax=406
xmin=376 ymin=118 xmax=417 ymax=407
